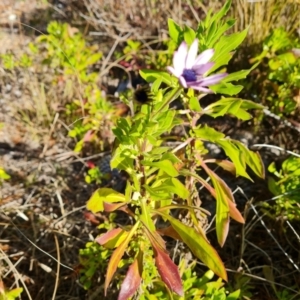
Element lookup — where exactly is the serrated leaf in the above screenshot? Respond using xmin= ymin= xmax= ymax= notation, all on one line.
xmin=156 ymin=211 xmax=227 ymax=281
xmin=118 ymin=258 xmax=142 ymax=300
xmin=204 ymin=98 xmax=263 ymax=120
xmin=217 ymin=140 xmax=251 ymax=180
xmin=87 ymin=188 xmax=126 ymax=213
xmin=209 ymin=82 xmax=244 ymax=96
xmin=210 ymin=28 xmax=248 ymax=72
xmin=105 ymin=222 xmax=140 ymax=295
xmin=232 ymin=141 xmax=265 ymax=179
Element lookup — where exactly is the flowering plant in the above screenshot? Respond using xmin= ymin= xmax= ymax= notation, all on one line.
xmin=86 ymin=0 xmax=264 ymax=299
xmin=167 ymin=38 xmax=227 ymax=92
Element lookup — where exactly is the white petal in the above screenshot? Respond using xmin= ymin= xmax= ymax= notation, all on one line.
xmin=173 ymin=42 xmax=188 ymax=74
xmin=179 ymin=76 xmax=187 ymax=88
xmin=189 ymin=84 xmax=212 ymax=93
xmin=194 ymin=49 xmax=214 ymax=65
xmin=200 ymin=73 xmax=227 ymax=86
xmin=192 ymin=62 xmax=214 ymax=75
xmin=167 ymin=66 xmax=181 ymax=78
xmin=185 ymin=39 xmax=199 ymax=69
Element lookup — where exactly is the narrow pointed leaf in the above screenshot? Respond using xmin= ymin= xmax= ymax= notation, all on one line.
xmin=105 ymin=222 xmax=140 ymax=295
xmin=152 ymin=240 xmax=183 ymax=296
xmin=205 ymin=159 xmax=236 ymax=174
xmin=155 ymin=211 xmax=227 ymax=281
xmin=118 ymin=259 xmax=142 ymax=300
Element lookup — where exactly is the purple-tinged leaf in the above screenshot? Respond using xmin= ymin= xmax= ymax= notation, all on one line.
xmin=153 ymin=243 xmax=183 ymax=296
xmin=118 ymin=258 xmax=142 ymax=300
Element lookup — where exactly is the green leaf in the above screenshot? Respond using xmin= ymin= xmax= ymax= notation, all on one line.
xmin=209 ymin=82 xmax=244 ymax=96
xmin=207 ymin=19 xmax=235 ymax=48
xmin=151 ymin=178 xmax=189 ymax=200
xmin=104 ymin=222 xmax=140 ymax=295
xmin=205 ymin=169 xmax=230 ymax=247
xmin=193 ymin=125 xmax=225 ymax=141
xmin=155 ymin=211 xmax=227 ymax=281
xmin=204 ymin=98 xmax=262 ymax=120
xmin=184 ymin=25 xmax=196 ymax=45
xmin=140 ymin=70 xmax=172 ymax=86
xmin=142 ymin=160 xmax=179 ymax=177
xmin=87 ymin=188 xmax=126 ymax=213
xmin=210 ymin=0 xmax=232 ymax=25
xmin=111 ymin=147 xmax=134 ymax=174
xmin=0 ymin=168 xmax=10 ymax=180
xmin=189 ymin=96 xmax=201 ymax=112
xmin=210 ymin=28 xmax=248 ymax=72
xmin=168 ymin=19 xmax=182 ymax=44
xmin=2 ymin=288 xmax=23 ymax=300
xmin=232 ymin=140 xmax=265 ymax=178
xmin=227 ymin=289 xmax=241 ymax=300
xmin=217 ymin=139 xmax=251 ymax=180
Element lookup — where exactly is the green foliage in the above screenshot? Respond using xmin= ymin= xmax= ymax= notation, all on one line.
xmin=0 ymin=168 xmax=10 ymax=186
xmin=84 ymin=1 xmax=264 ymax=299
xmin=267 ymin=156 xmax=300 ymax=220
xmin=252 ymin=28 xmax=300 ymax=115
xmin=79 ymin=241 xmax=112 ymax=290
xmin=0 ymin=287 xmax=23 ymax=300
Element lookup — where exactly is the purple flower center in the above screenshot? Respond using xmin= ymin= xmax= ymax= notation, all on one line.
xmin=182 ymin=69 xmax=197 ymax=82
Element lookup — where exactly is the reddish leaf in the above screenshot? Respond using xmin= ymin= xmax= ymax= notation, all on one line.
xmin=86 ymin=161 xmax=96 ymax=169
xmin=104 ymin=202 xmax=127 ymax=212
xmin=96 ymin=228 xmax=128 ymax=249
xmin=118 ymin=258 xmax=142 ymax=300
xmin=153 ymin=244 xmax=183 ymax=296
xmin=157 ymin=226 xmax=182 ymax=241
xmin=83 ymin=130 xmax=94 ymax=142
xmin=83 ymin=211 xmax=100 ymax=225
xmin=227 ymin=199 xmax=245 ymax=224
xmin=204 ymin=159 xmax=236 ymax=174
xmin=105 ymin=222 xmax=139 ymax=295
